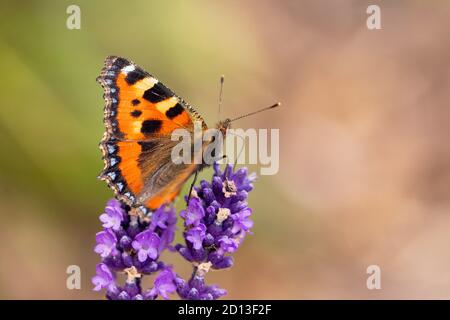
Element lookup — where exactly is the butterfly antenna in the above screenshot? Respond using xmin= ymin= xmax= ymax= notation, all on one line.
xmin=229 ymin=102 xmax=281 ymax=123
xmin=218 ymin=75 xmax=225 ymax=121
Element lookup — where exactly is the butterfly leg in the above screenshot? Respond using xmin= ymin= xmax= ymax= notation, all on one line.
xmin=187 ymin=154 xmax=227 ymax=203
xmin=187 ymin=169 xmax=199 ymax=202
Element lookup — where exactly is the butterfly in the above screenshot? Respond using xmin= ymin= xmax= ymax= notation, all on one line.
xmin=97 ymin=56 xmax=223 ymax=213
xmin=97 ymin=56 xmax=278 ymax=214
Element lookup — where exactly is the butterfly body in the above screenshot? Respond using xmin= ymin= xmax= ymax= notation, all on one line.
xmin=97 ymin=56 xmax=228 ymax=213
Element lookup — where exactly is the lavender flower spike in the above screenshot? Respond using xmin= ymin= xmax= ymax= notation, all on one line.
xmin=92 ymin=200 xmax=178 ymax=300
xmin=175 ymin=163 xmax=256 ymax=300
xmin=177 ymin=163 xmax=256 ymax=269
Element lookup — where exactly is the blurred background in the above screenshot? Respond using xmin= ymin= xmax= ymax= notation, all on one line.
xmin=0 ymin=0 xmax=450 ymax=299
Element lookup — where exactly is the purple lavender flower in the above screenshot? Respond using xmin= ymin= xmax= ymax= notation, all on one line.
xmin=92 ymin=263 xmax=115 ymax=291
xmin=132 ymin=230 xmax=160 ymax=262
xmin=99 ymin=199 xmax=124 ymax=231
xmin=148 ymin=267 xmax=177 ymax=300
xmin=217 ymin=235 xmax=238 ymax=253
xmin=150 ymin=205 xmax=173 ymax=230
xmin=152 ymin=206 xmax=177 ymax=252
xmin=94 ymin=229 xmax=117 ymax=258
xmin=186 ymin=224 xmax=206 ymax=250
xmin=231 ymin=208 xmax=254 ymax=234
xmin=180 ymin=197 xmax=205 ymax=226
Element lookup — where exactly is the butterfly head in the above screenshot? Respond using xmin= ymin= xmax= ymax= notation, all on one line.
xmin=216 ymin=118 xmax=231 ymax=136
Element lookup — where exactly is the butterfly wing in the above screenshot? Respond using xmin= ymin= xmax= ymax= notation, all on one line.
xmin=97 ymin=56 xmax=204 ymax=211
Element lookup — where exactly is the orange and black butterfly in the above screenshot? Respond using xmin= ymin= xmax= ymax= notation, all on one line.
xmin=97 ymin=56 xmax=278 ymax=214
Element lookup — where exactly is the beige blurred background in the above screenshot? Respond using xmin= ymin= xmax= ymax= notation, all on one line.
xmin=0 ymin=0 xmax=450 ymax=299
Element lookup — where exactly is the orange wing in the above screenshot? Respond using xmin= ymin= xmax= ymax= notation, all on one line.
xmin=97 ymin=56 xmax=204 ymax=212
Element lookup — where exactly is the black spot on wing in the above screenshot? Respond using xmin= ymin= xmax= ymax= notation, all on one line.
xmin=141 ymin=120 xmax=162 ymax=135
xmin=125 ymin=69 xmax=146 ymax=85
xmin=143 ymin=83 xmax=173 ymax=103
xmin=130 ymin=110 xmax=142 ymax=118
xmin=131 ymin=99 xmax=140 ymax=106
xmin=165 ymin=103 xmax=184 ymax=119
